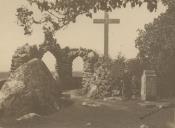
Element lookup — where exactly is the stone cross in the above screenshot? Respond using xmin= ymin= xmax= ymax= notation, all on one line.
xmin=93 ymin=12 xmax=120 ymax=57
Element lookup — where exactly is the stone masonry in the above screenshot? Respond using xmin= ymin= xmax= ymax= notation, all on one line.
xmin=10 ymin=43 xmax=99 ymax=90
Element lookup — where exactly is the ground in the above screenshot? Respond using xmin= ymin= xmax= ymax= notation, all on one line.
xmin=0 ymin=90 xmax=174 ymax=128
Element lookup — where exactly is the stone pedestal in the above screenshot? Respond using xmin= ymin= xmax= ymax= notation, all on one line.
xmin=141 ymin=70 xmax=157 ymax=101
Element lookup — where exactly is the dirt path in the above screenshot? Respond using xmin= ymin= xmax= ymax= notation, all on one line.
xmin=0 ymin=94 xmax=174 ymax=128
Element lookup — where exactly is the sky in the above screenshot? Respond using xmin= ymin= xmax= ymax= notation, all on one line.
xmin=0 ymin=0 xmax=167 ymax=72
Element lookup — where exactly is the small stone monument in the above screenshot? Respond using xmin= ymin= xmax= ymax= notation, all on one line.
xmin=141 ymin=70 xmax=157 ymax=101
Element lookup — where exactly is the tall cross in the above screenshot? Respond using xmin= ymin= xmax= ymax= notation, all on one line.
xmin=93 ymin=12 xmax=120 ymax=57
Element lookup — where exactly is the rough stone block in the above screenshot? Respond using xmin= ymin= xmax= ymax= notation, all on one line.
xmin=141 ymin=70 xmax=157 ymax=101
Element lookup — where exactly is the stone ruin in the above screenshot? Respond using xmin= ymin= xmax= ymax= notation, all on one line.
xmin=10 ymin=42 xmax=156 ymax=100
xmin=10 ymin=43 xmax=99 ymax=90
xmin=9 ymin=42 xmax=129 ymax=98
xmin=0 ymin=42 xmax=159 ymax=117
xmin=0 ymin=42 xmax=100 ymax=116
xmin=10 ymin=42 xmax=145 ymax=99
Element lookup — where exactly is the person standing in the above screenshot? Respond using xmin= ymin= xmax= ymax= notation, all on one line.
xmin=121 ymin=69 xmax=132 ymax=99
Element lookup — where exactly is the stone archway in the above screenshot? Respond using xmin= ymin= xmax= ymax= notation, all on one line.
xmin=70 ymin=56 xmax=84 ymax=89
xmin=10 ymin=43 xmax=99 ymax=90
xmin=72 ymin=56 xmax=84 ymax=75
xmin=58 ymin=47 xmax=99 ymax=89
xmin=42 ymin=52 xmax=56 ymax=71
xmin=38 ymin=42 xmax=62 ymax=77
xmin=59 ymin=47 xmax=99 ymax=78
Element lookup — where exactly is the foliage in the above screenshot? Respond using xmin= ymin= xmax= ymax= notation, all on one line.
xmin=135 ymin=0 xmax=175 ymax=96
xmin=111 ymin=53 xmax=126 ymax=79
xmin=86 ymin=54 xmax=127 ymax=98
xmin=91 ymin=57 xmax=114 ymax=98
xmin=16 ymin=0 xmax=159 ymax=36
xmin=126 ymin=58 xmax=142 ymax=77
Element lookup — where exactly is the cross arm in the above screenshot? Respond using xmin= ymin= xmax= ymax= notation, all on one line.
xmin=93 ymin=19 xmax=105 ymax=24
xmin=108 ymin=19 xmax=120 ymax=24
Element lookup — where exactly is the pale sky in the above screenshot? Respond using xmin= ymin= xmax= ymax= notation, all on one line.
xmin=0 ymin=0 xmax=167 ymax=72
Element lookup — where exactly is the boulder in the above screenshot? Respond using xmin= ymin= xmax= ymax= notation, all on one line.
xmin=0 ymin=58 xmax=60 ymax=116
xmin=87 ymin=85 xmax=98 ymax=98
xmin=16 ymin=113 xmax=41 ymax=122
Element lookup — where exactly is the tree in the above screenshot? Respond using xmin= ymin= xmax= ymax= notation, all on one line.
xmin=135 ymin=0 xmax=175 ymax=96
xmin=16 ymin=0 xmax=159 ymax=42
xmin=111 ymin=53 xmax=126 ymax=79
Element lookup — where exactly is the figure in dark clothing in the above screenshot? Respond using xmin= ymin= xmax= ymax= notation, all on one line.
xmin=131 ymin=75 xmax=138 ymax=98
xmin=121 ymin=70 xmax=132 ymax=99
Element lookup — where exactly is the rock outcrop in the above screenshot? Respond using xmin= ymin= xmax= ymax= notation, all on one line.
xmin=0 ymin=58 xmax=60 ymax=116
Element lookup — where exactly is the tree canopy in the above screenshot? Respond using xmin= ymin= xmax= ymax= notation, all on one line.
xmin=135 ymin=0 xmax=175 ymax=96
xmin=16 ymin=0 xmax=159 ymax=36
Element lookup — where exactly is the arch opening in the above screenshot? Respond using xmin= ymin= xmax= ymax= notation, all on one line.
xmin=72 ymin=56 xmax=84 ymax=77
xmin=42 ymin=51 xmax=57 ymax=78
xmin=70 ymin=56 xmax=84 ymax=89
